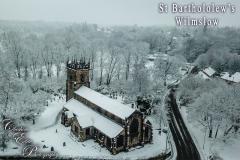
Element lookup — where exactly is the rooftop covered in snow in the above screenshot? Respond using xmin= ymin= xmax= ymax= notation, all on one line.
xmin=64 ymin=98 xmax=124 ymax=138
xmin=197 ymin=71 xmax=211 ymax=80
xmin=221 ymin=72 xmax=240 ymax=83
xmin=74 ymin=86 xmax=136 ymax=120
xmin=202 ymin=67 xmax=216 ymax=77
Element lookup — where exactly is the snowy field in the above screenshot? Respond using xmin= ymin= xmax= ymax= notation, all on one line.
xmin=180 ymin=107 xmax=240 ymax=160
xmin=25 ymin=97 xmax=168 ymax=159
xmin=0 ymin=142 xmax=22 ymax=156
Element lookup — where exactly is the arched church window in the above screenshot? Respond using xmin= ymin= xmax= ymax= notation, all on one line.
xmin=130 ymin=118 xmax=139 ymax=137
xmin=117 ymin=135 xmax=124 ymax=147
xmin=144 ymin=126 xmax=149 ymax=139
xmin=74 ymin=125 xmax=78 ymax=133
xmin=80 ymin=74 xmax=85 ymax=82
xmin=106 ymin=137 xmax=111 ymax=148
xmin=86 ymin=128 xmax=90 ymax=136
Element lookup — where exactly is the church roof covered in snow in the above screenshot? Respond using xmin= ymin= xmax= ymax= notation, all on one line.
xmin=74 ymin=86 xmax=135 ymax=119
xmin=64 ymin=98 xmax=124 ymax=138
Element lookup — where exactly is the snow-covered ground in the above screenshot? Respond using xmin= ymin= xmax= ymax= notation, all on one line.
xmin=29 ymin=97 xmax=66 ymax=131
xmin=0 ymin=142 xmax=22 ymax=156
xmin=0 ymin=97 xmax=65 ymax=156
xmin=26 ymin=96 xmax=168 ymax=159
xmin=180 ymin=106 xmax=240 ymax=160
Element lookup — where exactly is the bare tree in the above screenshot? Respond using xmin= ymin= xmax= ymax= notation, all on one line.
xmin=98 ymin=49 xmax=105 ymax=86
xmin=2 ymin=31 xmax=23 ymax=78
xmin=0 ymin=67 xmax=13 ymax=151
xmin=105 ymin=47 xmax=119 ymax=86
xmin=132 ymin=53 xmax=149 ymax=94
xmin=41 ymin=34 xmax=56 ymax=78
xmin=154 ymin=57 xmax=173 ymax=86
xmin=124 ymin=50 xmax=131 ymax=81
xmin=90 ymin=46 xmax=96 ymax=81
xmin=24 ymin=34 xmax=41 ymax=79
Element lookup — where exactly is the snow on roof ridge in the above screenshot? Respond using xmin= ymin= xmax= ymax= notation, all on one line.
xmin=64 ymin=98 xmax=123 ymax=138
xmin=74 ymin=86 xmax=136 ymax=119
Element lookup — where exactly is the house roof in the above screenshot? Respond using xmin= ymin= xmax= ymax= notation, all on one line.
xmin=64 ymin=98 xmax=124 ymax=138
xmin=198 ymin=71 xmax=211 ymax=80
xmin=202 ymin=67 xmax=216 ymax=77
xmin=74 ymin=86 xmax=135 ymax=120
xmin=221 ymin=72 xmax=240 ymax=83
xmin=232 ymin=72 xmax=240 ymax=83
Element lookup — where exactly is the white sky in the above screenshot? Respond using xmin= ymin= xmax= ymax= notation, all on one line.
xmin=0 ymin=0 xmax=239 ymax=26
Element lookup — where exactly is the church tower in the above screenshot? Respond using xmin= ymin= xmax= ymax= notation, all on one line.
xmin=66 ymin=58 xmax=90 ymax=101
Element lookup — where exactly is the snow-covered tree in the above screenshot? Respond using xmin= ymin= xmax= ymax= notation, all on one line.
xmin=2 ymin=31 xmax=24 ymax=78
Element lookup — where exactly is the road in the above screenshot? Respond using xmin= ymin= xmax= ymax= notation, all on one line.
xmin=166 ymin=89 xmax=201 ymax=160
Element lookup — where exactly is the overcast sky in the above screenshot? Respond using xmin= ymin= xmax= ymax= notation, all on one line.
xmin=0 ymin=0 xmax=239 ymax=26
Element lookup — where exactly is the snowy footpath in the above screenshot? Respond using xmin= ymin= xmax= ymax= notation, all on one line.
xmin=26 ymin=97 xmax=167 ymax=159
xmin=180 ymin=107 xmax=240 ymax=160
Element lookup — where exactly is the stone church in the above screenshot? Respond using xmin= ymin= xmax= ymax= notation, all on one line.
xmin=61 ymin=59 xmax=152 ymax=154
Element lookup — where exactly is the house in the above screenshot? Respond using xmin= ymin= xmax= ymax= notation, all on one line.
xmin=188 ymin=65 xmax=199 ymax=74
xmin=220 ymin=72 xmax=240 ymax=84
xmin=202 ymin=67 xmax=216 ymax=77
xmin=61 ymin=59 xmax=153 ymax=155
xmin=198 ymin=67 xmax=216 ymax=80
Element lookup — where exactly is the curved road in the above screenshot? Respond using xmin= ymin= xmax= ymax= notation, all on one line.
xmin=166 ymin=89 xmax=201 ymax=160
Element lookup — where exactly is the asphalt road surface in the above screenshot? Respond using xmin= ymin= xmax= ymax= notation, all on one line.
xmin=166 ymin=89 xmax=201 ymax=160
